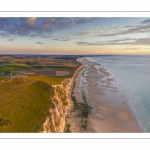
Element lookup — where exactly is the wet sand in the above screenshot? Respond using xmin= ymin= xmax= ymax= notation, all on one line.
xmin=74 ymin=57 xmax=141 ymax=133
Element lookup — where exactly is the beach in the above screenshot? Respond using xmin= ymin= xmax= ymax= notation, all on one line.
xmin=68 ymin=57 xmax=141 ymax=132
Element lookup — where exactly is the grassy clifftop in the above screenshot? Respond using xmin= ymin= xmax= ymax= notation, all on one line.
xmin=0 ymin=78 xmax=55 ymax=132
xmin=0 ymin=56 xmax=82 ymax=132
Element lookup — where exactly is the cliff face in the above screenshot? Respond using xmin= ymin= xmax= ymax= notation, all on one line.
xmin=41 ymin=65 xmax=84 ymax=133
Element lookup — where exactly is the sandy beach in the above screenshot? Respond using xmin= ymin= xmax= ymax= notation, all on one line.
xmin=69 ymin=57 xmax=141 ymax=133
xmin=65 ymin=64 xmax=85 ymax=132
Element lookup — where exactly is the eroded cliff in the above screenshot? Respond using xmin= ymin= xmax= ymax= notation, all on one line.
xmin=41 ymin=65 xmax=84 ymax=133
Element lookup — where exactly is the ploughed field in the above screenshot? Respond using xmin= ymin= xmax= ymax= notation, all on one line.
xmin=0 ymin=55 xmax=81 ymax=132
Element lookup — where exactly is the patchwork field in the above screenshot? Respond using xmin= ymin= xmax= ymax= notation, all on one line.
xmin=0 ymin=55 xmax=80 ymax=76
xmin=0 ymin=55 xmax=81 ymax=132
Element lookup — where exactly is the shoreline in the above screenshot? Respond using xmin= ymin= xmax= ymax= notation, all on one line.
xmin=87 ymin=57 xmax=143 ymax=132
xmin=65 ymin=64 xmax=85 ymax=132
xmin=66 ymin=64 xmax=85 ymax=109
xmin=89 ymin=60 xmax=146 ymax=133
xmin=73 ymin=57 xmax=141 ymax=133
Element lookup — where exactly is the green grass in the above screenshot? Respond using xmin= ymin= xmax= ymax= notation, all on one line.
xmin=0 ymin=65 xmax=74 ymax=71
xmin=0 ymin=78 xmax=55 ymax=132
xmin=29 ymin=76 xmax=65 ymax=84
xmin=0 ymin=65 xmax=31 ymax=72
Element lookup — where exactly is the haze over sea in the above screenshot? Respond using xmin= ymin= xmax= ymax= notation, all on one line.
xmin=88 ymin=55 xmax=150 ymax=132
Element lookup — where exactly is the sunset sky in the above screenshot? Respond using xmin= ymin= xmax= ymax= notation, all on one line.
xmin=0 ymin=17 xmax=150 ymax=55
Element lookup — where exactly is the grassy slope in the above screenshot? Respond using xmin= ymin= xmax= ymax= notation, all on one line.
xmin=0 ymin=78 xmax=54 ymax=132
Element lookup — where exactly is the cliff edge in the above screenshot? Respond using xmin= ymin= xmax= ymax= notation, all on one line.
xmin=41 ymin=64 xmax=84 ymax=132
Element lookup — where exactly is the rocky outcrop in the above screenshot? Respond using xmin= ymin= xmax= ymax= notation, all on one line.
xmin=41 ymin=64 xmax=84 ymax=133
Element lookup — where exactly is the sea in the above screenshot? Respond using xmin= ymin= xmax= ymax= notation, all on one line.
xmin=87 ymin=55 xmax=150 ymax=132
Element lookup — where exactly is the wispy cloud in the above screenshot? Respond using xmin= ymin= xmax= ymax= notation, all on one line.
xmin=75 ymin=21 xmax=150 ymax=37
xmin=77 ymin=37 xmax=150 ymax=46
xmin=7 ymin=39 xmax=15 ymax=42
xmin=54 ymin=38 xmax=70 ymax=41
xmin=29 ymin=34 xmax=39 ymax=37
xmin=53 ymin=35 xmax=72 ymax=41
xmin=134 ymin=37 xmax=150 ymax=45
xmin=41 ymin=35 xmax=52 ymax=38
xmin=36 ymin=42 xmax=44 ymax=45
xmin=124 ymin=46 xmax=150 ymax=51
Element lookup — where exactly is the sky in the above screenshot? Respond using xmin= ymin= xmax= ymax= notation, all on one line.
xmin=0 ymin=17 xmax=150 ymax=55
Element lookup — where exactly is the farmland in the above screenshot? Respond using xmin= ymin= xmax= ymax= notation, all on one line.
xmin=0 ymin=55 xmax=80 ymax=76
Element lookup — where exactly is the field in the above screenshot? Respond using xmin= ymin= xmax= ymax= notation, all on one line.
xmin=0 ymin=55 xmax=81 ymax=132
xmin=0 ymin=55 xmax=81 ymax=84
xmin=0 ymin=56 xmax=79 ymax=76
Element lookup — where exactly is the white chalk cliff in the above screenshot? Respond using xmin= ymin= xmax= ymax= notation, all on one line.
xmin=41 ymin=65 xmax=84 ymax=133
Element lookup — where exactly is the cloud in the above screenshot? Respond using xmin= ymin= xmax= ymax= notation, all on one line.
xmin=77 ymin=37 xmax=150 ymax=46
xmin=54 ymin=38 xmax=70 ymax=41
xmin=141 ymin=19 xmax=150 ymax=24
xmin=108 ymin=38 xmax=135 ymax=43
xmin=75 ymin=23 xmax=150 ymax=37
xmin=7 ymin=39 xmax=15 ymax=42
xmin=0 ymin=18 xmax=44 ymax=38
xmin=77 ymin=41 xmax=103 ymax=46
xmin=29 ymin=34 xmax=39 ymax=37
xmin=0 ymin=32 xmax=8 ymax=38
xmin=0 ymin=18 xmax=40 ymax=37
xmin=134 ymin=37 xmax=150 ymax=45
xmin=36 ymin=42 xmax=44 ymax=45
xmin=0 ymin=17 xmax=93 ymax=40
xmin=27 ymin=17 xmax=36 ymax=26
xmin=41 ymin=18 xmax=55 ymax=30
xmin=41 ymin=35 xmax=52 ymax=38
xmin=53 ymin=34 xmax=73 ymax=41
xmin=1 ymin=17 xmax=150 ymax=43
xmin=124 ymin=46 xmax=150 ymax=51
xmin=124 ymin=47 xmax=142 ymax=50
xmin=53 ymin=35 xmax=71 ymax=41
xmin=41 ymin=17 xmax=93 ymax=32
xmin=76 ymin=38 xmax=135 ymax=46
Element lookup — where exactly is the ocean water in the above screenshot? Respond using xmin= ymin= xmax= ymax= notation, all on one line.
xmin=87 ymin=55 xmax=150 ymax=132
